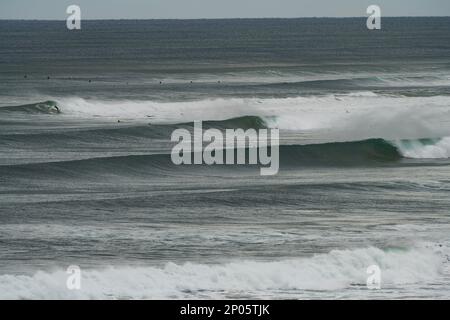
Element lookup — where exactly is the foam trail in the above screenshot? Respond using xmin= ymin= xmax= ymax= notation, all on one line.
xmin=0 ymin=245 xmax=444 ymax=299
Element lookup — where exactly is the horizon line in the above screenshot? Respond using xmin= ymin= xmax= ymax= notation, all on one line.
xmin=1 ymin=15 xmax=450 ymax=21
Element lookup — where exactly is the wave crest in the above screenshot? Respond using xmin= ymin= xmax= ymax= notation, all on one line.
xmin=393 ymin=137 xmax=450 ymax=159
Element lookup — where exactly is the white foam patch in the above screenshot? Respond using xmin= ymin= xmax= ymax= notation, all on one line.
xmin=52 ymin=94 xmax=450 ymax=141
xmin=394 ymin=137 xmax=450 ymax=159
xmin=0 ymin=245 xmax=444 ymax=299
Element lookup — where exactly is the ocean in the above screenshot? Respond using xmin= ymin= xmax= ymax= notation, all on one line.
xmin=1 ymin=17 xmax=450 ymax=299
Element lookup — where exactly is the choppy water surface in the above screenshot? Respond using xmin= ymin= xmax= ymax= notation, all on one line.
xmin=1 ymin=18 xmax=450 ymax=299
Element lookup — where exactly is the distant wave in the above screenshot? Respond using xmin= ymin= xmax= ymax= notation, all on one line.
xmin=1 ymin=93 xmax=449 ymax=121
xmin=0 ymin=100 xmax=61 ymax=114
xmin=259 ymin=77 xmax=383 ymax=90
xmin=0 ymin=244 xmax=444 ymax=299
xmin=3 ymin=95 xmax=450 ymax=141
xmin=179 ymin=115 xmax=269 ymax=130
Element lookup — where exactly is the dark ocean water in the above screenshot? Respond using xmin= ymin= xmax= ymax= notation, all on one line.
xmin=1 ymin=18 xmax=450 ymax=299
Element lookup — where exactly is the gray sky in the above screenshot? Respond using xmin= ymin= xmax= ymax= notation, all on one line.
xmin=1 ymin=0 xmax=449 ymax=19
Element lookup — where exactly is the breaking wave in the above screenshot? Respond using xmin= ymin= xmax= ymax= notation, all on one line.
xmin=393 ymin=137 xmax=450 ymax=159
xmin=3 ymin=94 xmax=450 ymax=141
xmin=0 ymin=100 xmax=61 ymax=114
xmin=1 ymin=137 xmax=450 ymax=179
xmin=0 ymin=244 xmax=445 ymax=299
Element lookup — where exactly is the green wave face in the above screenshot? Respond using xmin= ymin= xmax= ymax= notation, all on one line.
xmin=204 ymin=115 xmax=269 ymax=130
xmin=280 ymin=139 xmax=403 ymax=167
xmin=174 ymin=115 xmax=268 ymax=130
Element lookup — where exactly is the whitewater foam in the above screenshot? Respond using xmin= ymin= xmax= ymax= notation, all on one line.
xmin=394 ymin=137 xmax=450 ymax=159
xmin=0 ymin=244 xmax=445 ymax=299
xmin=48 ymin=94 xmax=450 ymax=141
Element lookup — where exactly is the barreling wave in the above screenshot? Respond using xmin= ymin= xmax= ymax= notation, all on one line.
xmin=290 ymin=137 xmax=450 ymax=163
xmin=3 ymin=137 xmax=450 ymax=181
xmin=0 ymin=100 xmax=61 ymax=114
xmin=0 ymin=244 xmax=445 ymax=299
xmin=282 ymin=137 xmax=450 ymax=165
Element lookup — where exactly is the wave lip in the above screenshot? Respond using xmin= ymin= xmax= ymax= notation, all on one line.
xmin=0 ymin=101 xmax=61 ymax=114
xmin=0 ymin=244 xmax=444 ymax=299
xmin=393 ymin=137 xmax=450 ymax=159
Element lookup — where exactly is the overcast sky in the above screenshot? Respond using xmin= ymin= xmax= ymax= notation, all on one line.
xmin=1 ymin=0 xmax=449 ymax=19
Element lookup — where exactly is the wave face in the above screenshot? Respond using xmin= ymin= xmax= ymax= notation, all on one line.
xmin=0 ymin=244 xmax=445 ymax=299
xmin=199 ymin=116 xmax=268 ymax=130
xmin=282 ymin=139 xmax=402 ymax=166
